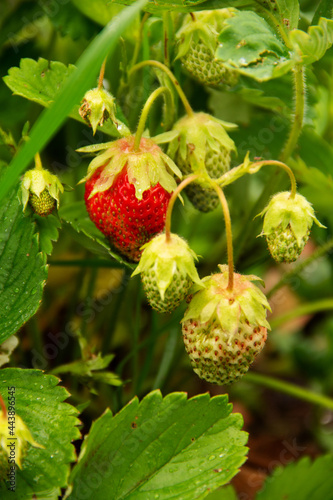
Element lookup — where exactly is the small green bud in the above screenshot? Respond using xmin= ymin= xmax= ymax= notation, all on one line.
xmin=79 ymin=88 xmax=117 ymax=135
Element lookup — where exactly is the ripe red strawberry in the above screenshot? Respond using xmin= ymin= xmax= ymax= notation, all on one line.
xmin=81 ymin=136 xmax=181 ymax=261
xmin=182 ymin=265 xmax=271 ymax=385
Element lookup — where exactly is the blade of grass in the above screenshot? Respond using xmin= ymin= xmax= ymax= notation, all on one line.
xmin=270 ymin=298 xmax=333 ymax=329
xmin=0 ymin=0 xmax=147 ymax=202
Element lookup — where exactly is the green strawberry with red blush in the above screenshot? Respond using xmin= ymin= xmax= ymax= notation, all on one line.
xmin=80 ymin=136 xmax=182 ymax=261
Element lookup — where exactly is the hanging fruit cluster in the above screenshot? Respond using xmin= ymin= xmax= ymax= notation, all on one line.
xmin=21 ymin=8 xmax=325 ymax=386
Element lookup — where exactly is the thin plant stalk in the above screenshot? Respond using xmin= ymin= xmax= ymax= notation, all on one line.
xmin=164 ymin=174 xmax=200 ymax=242
xmin=212 ymin=183 xmax=234 ymax=291
xmin=34 ymin=152 xmax=43 ymax=170
xmin=270 ymin=299 xmax=333 ymax=330
xmin=130 ymin=60 xmax=194 ymax=117
xmin=245 ymin=372 xmax=333 ymax=410
xmin=251 ymin=159 xmax=297 ymax=198
xmin=280 ymin=64 xmax=306 ymax=162
xmin=131 ymin=12 xmax=150 ymax=67
xmin=98 ymin=58 xmax=107 ymax=89
xmin=134 ymin=86 xmax=170 ymax=149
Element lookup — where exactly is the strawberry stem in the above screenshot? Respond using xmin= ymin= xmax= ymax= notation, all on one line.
xmin=131 ymin=13 xmax=150 ymax=68
xmin=98 ymin=57 xmax=107 ymax=90
xmin=0 ymin=393 xmax=7 ymax=418
xmin=130 ymin=60 xmax=194 ymax=117
xmin=280 ymin=64 xmax=306 ymax=162
xmin=165 ymin=174 xmax=200 ymax=243
xmin=251 ymin=160 xmax=297 ymax=199
xmin=34 ymin=152 xmax=43 ymax=170
xmin=212 ymin=183 xmax=234 ymax=291
xmin=134 ymin=86 xmax=171 ymax=150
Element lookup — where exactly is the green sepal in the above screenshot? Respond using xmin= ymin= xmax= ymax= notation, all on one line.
xmin=20 ymin=167 xmax=64 ymax=211
xmin=152 ymin=130 xmax=180 ymax=144
xmin=183 ymin=264 xmax=271 ymax=334
xmin=80 ymin=136 xmax=182 ymax=200
xmin=132 ymin=233 xmax=202 ymax=301
xmin=259 ymin=191 xmax=325 ymax=247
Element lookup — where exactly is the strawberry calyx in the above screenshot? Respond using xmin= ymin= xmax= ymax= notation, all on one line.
xmin=168 ymin=112 xmax=236 ymax=178
xmin=80 ymin=136 xmax=182 ymax=200
xmin=183 ymin=264 xmax=271 ymax=336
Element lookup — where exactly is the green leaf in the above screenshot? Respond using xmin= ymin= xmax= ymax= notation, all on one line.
xmin=3 ymin=58 xmax=125 ymax=137
xmin=289 ymin=17 xmax=333 ymax=65
xmin=205 ymin=484 xmax=238 ymax=500
xmin=4 ymin=58 xmax=76 ymax=108
xmin=59 ymin=201 xmax=134 ymax=269
xmin=256 ymin=0 xmax=300 ymax=30
xmin=217 ymin=11 xmax=291 ymax=81
xmin=0 ymin=0 xmax=147 ymax=204
xmin=0 ymin=368 xmax=80 ymax=499
xmin=66 ymin=391 xmax=248 ymax=499
xmin=0 ymin=187 xmax=48 ymax=344
xmin=51 ymin=353 xmax=122 ymax=387
xmin=256 ymin=455 xmax=333 ymax=500
xmin=112 ymin=0 xmax=265 ymax=13
xmin=111 ymin=0 xmax=207 ymax=12
xmin=34 ymin=213 xmax=62 ymax=255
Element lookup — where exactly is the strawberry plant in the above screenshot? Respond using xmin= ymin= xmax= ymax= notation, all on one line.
xmin=1 ymin=0 xmax=333 ymax=498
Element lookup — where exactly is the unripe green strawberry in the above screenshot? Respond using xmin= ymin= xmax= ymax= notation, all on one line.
xmin=182 ymin=265 xmax=271 ymax=385
xmin=21 ymin=164 xmax=63 ymax=216
xmin=168 ymin=112 xmax=236 ymax=212
xmin=132 ymin=233 xmax=202 ymax=313
xmin=176 ymin=9 xmax=238 ymax=86
xmin=259 ymin=192 xmax=325 ymax=263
